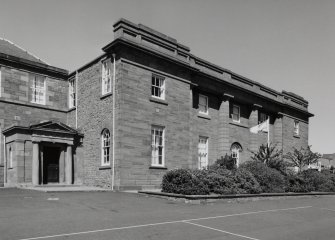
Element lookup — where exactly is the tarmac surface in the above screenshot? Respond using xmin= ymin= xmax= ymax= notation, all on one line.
xmin=1 ymin=188 xmax=335 ymax=240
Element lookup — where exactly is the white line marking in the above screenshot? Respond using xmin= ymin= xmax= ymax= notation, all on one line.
xmin=18 ymin=206 xmax=312 ymax=240
xmin=320 ymin=208 xmax=335 ymax=212
xmin=184 ymin=221 xmax=260 ymax=240
xmin=183 ymin=206 xmax=312 ymax=222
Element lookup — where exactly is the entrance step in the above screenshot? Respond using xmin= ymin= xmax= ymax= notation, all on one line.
xmin=19 ymin=185 xmax=110 ymax=192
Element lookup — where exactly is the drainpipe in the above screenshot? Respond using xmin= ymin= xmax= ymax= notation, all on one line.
xmin=112 ymin=54 xmax=116 ymax=191
xmin=3 ymin=134 xmax=6 ymax=184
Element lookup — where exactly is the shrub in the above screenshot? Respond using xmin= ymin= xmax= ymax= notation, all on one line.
xmin=285 ymin=171 xmax=309 ymax=192
xmin=233 ymin=168 xmax=262 ymax=194
xmin=240 ymin=161 xmax=286 ymax=193
xmin=161 ymin=169 xmax=209 ymax=195
xmin=211 ymin=154 xmax=237 ymax=170
xmin=300 ymin=170 xmax=335 ymax=192
xmin=200 ymin=168 xmax=236 ymax=194
xmin=196 ymin=167 xmax=261 ymax=194
xmin=286 ymin=170 xmax=335 ymax=192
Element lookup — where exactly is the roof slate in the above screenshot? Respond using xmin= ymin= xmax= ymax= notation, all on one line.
xmin=0 ymin=38 xmax=47 ymax=64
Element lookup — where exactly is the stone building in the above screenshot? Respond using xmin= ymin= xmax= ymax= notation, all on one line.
xmin=0 ymin=19 xmax=313 ymax=189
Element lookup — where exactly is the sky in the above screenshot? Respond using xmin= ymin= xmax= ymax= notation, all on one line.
xmin=0 ymin=0 xmax=334 ymax=154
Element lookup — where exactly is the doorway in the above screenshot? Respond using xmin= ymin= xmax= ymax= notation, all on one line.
xmin=42 ymin=146 xmax=61 ymax=184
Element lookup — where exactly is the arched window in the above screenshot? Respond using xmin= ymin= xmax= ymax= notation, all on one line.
xmin=101 ymin=129 xmax=111 ymax=166
xmin=231 ymin=142 xmax=242 ymax=167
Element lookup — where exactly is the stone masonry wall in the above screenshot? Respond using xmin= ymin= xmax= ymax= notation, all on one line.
xmin=66 ymin=59 xmax=116 ymax=188
xmin=117 ymin=61 xmax=191 ymax=189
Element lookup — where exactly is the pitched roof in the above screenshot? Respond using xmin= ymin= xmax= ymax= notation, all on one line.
xmin=0 ymin=38 xmax=48 ymax=65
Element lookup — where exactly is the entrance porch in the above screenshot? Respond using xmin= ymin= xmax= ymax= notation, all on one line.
xmin=2 ymin=121 xmax=83 ymax=187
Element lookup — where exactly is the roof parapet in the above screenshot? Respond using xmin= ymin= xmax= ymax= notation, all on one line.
xmin=104 ymin=18 xmax=311 ymax=115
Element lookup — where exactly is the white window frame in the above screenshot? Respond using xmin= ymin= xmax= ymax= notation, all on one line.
xmin=231 ymin=143 xmax=242 ymax=167
xmin=69 ymin=78 xmax=76 ymax=108
xmin=199 ymin=94 xmax=208 ymax=114
xmin=294 ymin=121 xmax=300 ymax=135
xmin=31 ymin=75 xmax=46 ymax=105
xmin=151 ymin=126 xmax=165 ymax=167
xmin=151 ymin=75 xmax=165 ymax=100
xmin=102 ymin=60 xmax=112 ymax=95
xmin=198 ymin=136 xmax=208 ymax=169
xmin=232 ymin=104 xmax=240 ymax=123
xmin=101 ymin=129 xmax=111 ymax=166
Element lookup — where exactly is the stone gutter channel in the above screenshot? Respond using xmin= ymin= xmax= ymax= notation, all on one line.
xmin=138 ymin=191 xmax=335 ymax=204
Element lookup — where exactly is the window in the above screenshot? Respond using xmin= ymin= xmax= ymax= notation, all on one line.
xmin=232 ymin=105 xmax=240 ymax=122
xmin=102 ymin=60 xmax=111 ymax=95
xmin=231 ymin=143 xmax=242 ymax=167
xmin=259 ymin=112 xmax=268 ymax=124
xmin=8 ymin=147 xmax=13 ymax=168
xmin=199 ymin=94 xmax=208 ymax=114
xmin=151 ymin=75 xmax=165 ymax=99
xmin=101 ymin=129 xmax=111 ymax=166
xmin=69 ymin=78 xmax=76 ymax=108
xmin=31 ymin=75 xmax=45 ymax=104
xmin=151 ymin=126 xmax=165 ymax=166
xmin=198 ymin=137 xmax=208 ymax=169
xmin=294 ymin=121 xmax=299 ymax=135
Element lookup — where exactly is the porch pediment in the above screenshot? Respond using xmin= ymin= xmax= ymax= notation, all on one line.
xmin=30 ymin=121 xmax=78 ymax=135
xmin=2 ymin=121 xmax=83 ymax=146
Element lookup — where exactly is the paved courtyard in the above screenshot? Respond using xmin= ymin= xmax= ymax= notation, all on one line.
xmin=1 ymin=188 xmax=335 ymax=240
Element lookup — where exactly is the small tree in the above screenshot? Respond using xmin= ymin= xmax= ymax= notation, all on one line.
xmin=249 ymin=144 xmax=285 ymax=173
xmin=283 ymin=146 xmax=321 ymax=173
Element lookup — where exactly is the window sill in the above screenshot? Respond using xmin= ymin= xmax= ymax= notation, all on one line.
xmin=99 ymin=166 xmax=111 ymax=170
xmin=149 ymin=96 xmax=168 ymax=105
xmin=149 ymin=166 xmax=168 ymax=170
xmin=30 ymin=101 xmax=46 ymax=106
xmin=229 ymin=121 xmax=249 ymax=128
xmin=100 ymin=92 xmax=113 ymax=100
xmin=293 ymin=134 xmax=300 ymax=139
xmin=197 ymin=113 xmax=211 ymax=120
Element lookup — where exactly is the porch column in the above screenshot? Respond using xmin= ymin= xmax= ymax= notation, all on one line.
xmin=32 ymin=141 xmax=39 ymax=185
xmin=65 ymin=144 xmax=73 ymax=185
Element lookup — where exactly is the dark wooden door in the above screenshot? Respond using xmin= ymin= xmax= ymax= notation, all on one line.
xmin=43 ymin=146 xmax=60 ymax=184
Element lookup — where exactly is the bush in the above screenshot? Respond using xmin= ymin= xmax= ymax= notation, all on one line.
xmin=285 ymin=171 xmax=309 ymax=192
xmin=286 ymin=170 xmax=335 ymax=192
xmin=161 ymin=169 xmax=209 ymax=195
xmin=300 ymin=170 xmax=335 ymax=192
xmin=200 ymin=168 xmax=236 ymax=194
xmin=211 ymin=154 xmax=237 ymax=170
xmin=240 ymin=161 xmax=286 ymax=193
xmin=233 ymin=168 xmax=262 ymax=194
